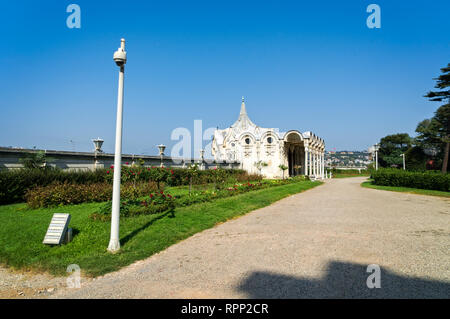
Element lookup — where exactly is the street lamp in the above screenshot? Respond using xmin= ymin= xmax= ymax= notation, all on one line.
xmin=92 ymin=138 xmax=104 ymax=153
xmin=200 ymin=149 xmax=205 ymax=170
xmin=92 ymin=138 xmax=104 ymax=170
xmin=108 ymin=38 xmax=127 ymax=253
xmin=400 ymin=153 xmax=406 ymax=170
xmin=373 ymin=143 xmax=380 ymax=170
xmin=158 ymin=144 xmax=166 ymax=167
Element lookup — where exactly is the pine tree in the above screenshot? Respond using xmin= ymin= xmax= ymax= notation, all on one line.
xmin=424 ymin=63 xmax=450 ymax=173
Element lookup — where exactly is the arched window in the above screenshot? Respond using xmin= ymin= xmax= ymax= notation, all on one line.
xmin=267 ymin=137 xmax=273 ymax=144
xmin=245 ymin=138 xmax=251 ymax=145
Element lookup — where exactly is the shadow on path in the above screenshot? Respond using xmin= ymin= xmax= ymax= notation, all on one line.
xmin=237 ymin=261 xmax=450 ymax=298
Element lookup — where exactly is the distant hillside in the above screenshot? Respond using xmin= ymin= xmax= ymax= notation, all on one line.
xmin=325 ymin=150 xmax=372 ymax=168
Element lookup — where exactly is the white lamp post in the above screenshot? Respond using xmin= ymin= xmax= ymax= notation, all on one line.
xmin=92 ymin=138 xmax=104 ymax=153
xmin=200 ymin=149 xmax=205 ymax=170
xmin=400 ymin=153 xmax=405 ymax=170
xmin=92 ymin=138 xmax=104 ymax=170
xmin=108 ymin=39 xmax=127 ymax=253
xmin=158 ymin=144 xmax=166 ymax=167
xmin=374 ymin=143 xmax=380 ymax=170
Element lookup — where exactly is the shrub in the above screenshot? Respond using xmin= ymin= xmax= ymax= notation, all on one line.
xmin=25 ymin=181 xmax=158 ymax=208
xmin=90 ymin=191 xmax=175 ymax=221
xmin=0 ymin=168 xmax=108 ymax=205
xmin=0 ymin=166 xmax=258 ymax=205
xmin=371 ymin=168 xmax=450 ymax=191
xmin=89 ymin=178 xmax=303 ymax=221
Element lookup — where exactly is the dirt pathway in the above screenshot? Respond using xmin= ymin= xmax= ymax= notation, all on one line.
xmin=3 ymin=177 xmax=449 ymax=298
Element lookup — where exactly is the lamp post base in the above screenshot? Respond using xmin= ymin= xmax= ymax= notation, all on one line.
xmin=107 ymin=239 xmax=120 ymax=253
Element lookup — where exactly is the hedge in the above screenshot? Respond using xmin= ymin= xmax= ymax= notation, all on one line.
xmin=25 ymin=181 xmax=158 ymax=208
xmin=0 ymin=168 xmax=107 ymax=205
xmin=371 ymin=168 xmax=450 ymax=191
xmin=0 ymin=167 xmax=260 ymax=205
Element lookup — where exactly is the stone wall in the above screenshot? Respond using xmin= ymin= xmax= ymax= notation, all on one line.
xmin=0 ymin=148 xmax=240 ymax=171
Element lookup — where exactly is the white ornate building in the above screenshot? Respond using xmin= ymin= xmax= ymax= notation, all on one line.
xmin=212 ymin=98 xmax=326 ymax=179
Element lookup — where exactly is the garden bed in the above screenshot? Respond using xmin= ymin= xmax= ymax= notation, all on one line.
xmin=0 ymin=180 xmax=322 ymax=277
xmin=89 ymin=178 xmax=307 ymax=221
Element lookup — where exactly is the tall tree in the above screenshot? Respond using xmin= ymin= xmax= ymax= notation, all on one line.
xmin=378 ymin=133 xmax=412 ymax=168
xmin=424 ymin=63 xmax=450 ymax=173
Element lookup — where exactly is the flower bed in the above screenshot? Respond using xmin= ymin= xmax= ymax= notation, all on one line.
xmin=89 ymin=177 xmax=307 ymax=221
xmin=90 ymin=190 xmax=176 ymax=221
xmin=0 ymin=165 xmax=262 ymax=205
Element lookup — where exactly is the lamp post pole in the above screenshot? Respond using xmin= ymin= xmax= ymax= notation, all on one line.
xmin=401 ymin=153 xmax=405 ymax=170
xmin=374 ymin=143 xmax=380 ymax=171
xmin=108 ymin=39 xmax=127 ymax=253
xmin=200 ymin=149 xmax=205 ymax=170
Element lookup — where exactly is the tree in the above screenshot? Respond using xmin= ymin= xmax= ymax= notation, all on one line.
xmin=378 ymin=133 xmax=412 ymax=168
xmin=278 ymin=164 xmax=288 ymax=179
xmin=254 ymin=161 xmax=268 ymax=175
xmin=424 ymin=63 xmax=450 ymax=173
xmin=404 ymin=146 xmax=427 ymax=171
xmin=186 ymin=164 xmax=199 ymax=195
xmin=19 ymin=150 xmax=52 ymax=169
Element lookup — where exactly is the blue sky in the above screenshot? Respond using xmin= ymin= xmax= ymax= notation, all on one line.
xmin=1 ymin=0 xmax=449 ymax=156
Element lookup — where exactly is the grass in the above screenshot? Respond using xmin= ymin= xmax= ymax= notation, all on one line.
xmin=361 ymin=180 xmax=450 ymax=198
xmin=332 ymin=173 xmax=371 ymax=179
xmin=0 ymin=180 xmax=321 ymax=277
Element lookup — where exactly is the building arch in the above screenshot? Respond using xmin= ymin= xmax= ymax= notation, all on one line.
xmin=283 ymin=130 xmax=304 ymax=143
xmin=261 ymin=131 xmax=279 ymax=146
xmin=238 ymin=132 xmax=257 ymax=145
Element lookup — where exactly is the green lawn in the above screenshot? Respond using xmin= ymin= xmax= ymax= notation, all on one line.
xmin=0 ymin=180 xmax=321 ymax=277
xmin=332 ymin=173 xmax=371 ymax=179
xmin=361 ymin=181 xmax=450 ymax=198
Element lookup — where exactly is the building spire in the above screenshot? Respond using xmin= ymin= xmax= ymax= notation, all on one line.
xmin=240 ymin=96 xmax=246 ymax=115
xmin=231 ymin=96 xmax=256 ymax=129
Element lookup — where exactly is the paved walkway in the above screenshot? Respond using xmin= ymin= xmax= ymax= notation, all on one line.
xmin=54 ymin=177 xmax=449 ymax=298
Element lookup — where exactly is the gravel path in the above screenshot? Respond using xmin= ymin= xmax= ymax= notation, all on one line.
xmin=0 ymin=267 xmax=67 ymax=299
xmin=4 ymin=177 xmax=450 ymax=298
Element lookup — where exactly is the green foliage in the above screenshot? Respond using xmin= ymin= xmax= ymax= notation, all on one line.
xmin=0 ymin=166 xmax=259 ymax=205
xmin=331 ymin=168 xmax=368 ymax=174
xmin=90 ymin=179 xmax=304 ymax=221
xmin=423 ymin=63 xmax=450 ymax=173
xmin=371 ymin=168 xmax=449 ymax=191
xmin=361 ymin=181 xmax=450 ymax=198
xmin=278 ymin=164 xmax=289 ymax=179
xmin=90 ymin=192 xmax=175 ymax=221
xmin=0 ymin=168 xmax=107 ymax=205
xmin=424 ymin=63 xmax=450 ymax=101
xmin=378 ymin=133 xmax=412 ymax=168
xmin=25 ymin=181 xmax=158 ymax=208
xmin=404 ymin=146 xmax=428 ymax=171
xmin=18 ymin=150 xmax=52 ymax=169
xmin=0 ymin=180 xmax=321 ymax=276
xmin=254 ymin=161 xmax=268 ymax=174
xmin=186 ymin=164 xmax=199 ymax=195
xmin=210 ymin=167 xmax=228 ymax=190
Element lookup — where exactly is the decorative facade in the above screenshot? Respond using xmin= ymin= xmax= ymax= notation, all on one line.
xmin=212 ymin=98 xmax=325 ymax=179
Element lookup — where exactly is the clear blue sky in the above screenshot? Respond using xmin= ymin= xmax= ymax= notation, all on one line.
xmin=1 ymin=0 xmax=449 ymax=156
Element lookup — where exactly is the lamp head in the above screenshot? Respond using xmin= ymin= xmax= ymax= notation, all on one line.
xmin=113 ymin=38 xmax=127 ymax=66
xmin=157 ymin=144 xmax=166 ymax=155
xmin=92 ymin=138 xmax=104 ymax=152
